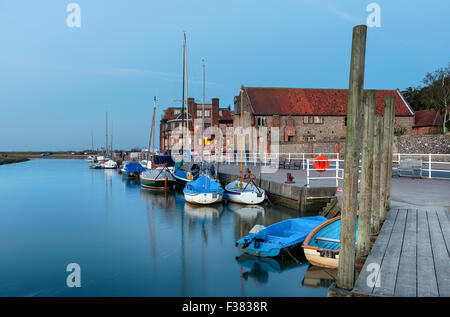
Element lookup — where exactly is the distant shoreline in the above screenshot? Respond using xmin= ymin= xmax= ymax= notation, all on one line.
xmin=0 ymin=156 xmax=30 ymax=165
xmin=0 ymin=152 xmax=89 ymax=165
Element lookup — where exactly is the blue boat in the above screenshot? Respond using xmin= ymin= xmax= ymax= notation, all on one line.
xmin=236 ymin=216 xmax=328 ymax=257
xmin=302 ymin=215 xmax=359 ymax=269
xmin=121 ymin=162 xmax=145 ymax=178
xmin=183 ymin=174 xmax=224 ymax=205
xmin=173 ymin=162 xmax=200 ymax=186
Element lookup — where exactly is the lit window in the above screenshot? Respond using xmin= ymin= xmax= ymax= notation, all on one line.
xmin=304 ymin=116 xmax=313 ymax=124
xmin=314 ymin=116 xmax=323 ymax=124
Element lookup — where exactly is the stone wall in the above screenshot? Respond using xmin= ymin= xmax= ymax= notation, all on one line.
xmin=395 ymin=134 xmax=450 ymax=154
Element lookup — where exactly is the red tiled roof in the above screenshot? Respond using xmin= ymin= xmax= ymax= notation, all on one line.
xmin=243 ymin=87 xmax=414 ymax=116
xmin=414 ymin=109 xmax=442 ymax=128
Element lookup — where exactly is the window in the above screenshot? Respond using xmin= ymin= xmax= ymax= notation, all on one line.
xmin=288 ymin=135 xmax=295 ymax=142
xmin=197 ymin=110 xmax=202 ymax=117
xmin=304 ymin=135 xmax=316 ymax=142
xmin=174 ymin=109 xmax=181 ymax=115
xmin=204 ymin=110 xmax=211 ymax=117
xmin=257 ymin=116 xmax=266 ymax=126
xmin=219 ymin=110 xmax=223 ymax=117
xmin=304 ymin=116 xmax=322 ymax=124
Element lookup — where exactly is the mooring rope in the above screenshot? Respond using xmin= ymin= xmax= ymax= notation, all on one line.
xmin=284 ymin=247 xmax=302 ymax=264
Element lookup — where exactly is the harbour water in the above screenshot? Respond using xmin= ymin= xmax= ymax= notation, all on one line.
xmin=0 ymin=159 xmax=334 ymax=297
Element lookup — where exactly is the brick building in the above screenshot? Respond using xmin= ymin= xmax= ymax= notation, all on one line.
xmin=233 ymin=86 xmax=415 ymax=154
xmin=160 ymin=97 xmax=233 ymax=152
xmin=412 ymin=109 xmax=442 ymax=135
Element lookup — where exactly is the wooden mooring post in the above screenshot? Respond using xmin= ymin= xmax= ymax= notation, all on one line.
xmin=379 ymin=97 xmax=395 ymax=222
xmin=385 ymin=99 xmax=396 ymax=211
xmin=337 ymin=24 xmax=367 ymax=291
xmin=371 ymin=114 xmax=382 ymax=234
xmin=356 ymin=90 xmax=376 ymax=257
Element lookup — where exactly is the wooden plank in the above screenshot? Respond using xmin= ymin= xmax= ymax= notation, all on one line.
xmin=394 ymin=209 xmax=417 ymax=297
xmin=417 ymin=210 xmax=439 ymax=297
xmin=353 ymin=209 xmax=398 ymax=295
xmin=436 ymin=210 xmax=450 ymax=256
xmin=428 ymin=210 xmax=450 ymax=296
xmin=372 ymin=209 xmax=407 ymax=296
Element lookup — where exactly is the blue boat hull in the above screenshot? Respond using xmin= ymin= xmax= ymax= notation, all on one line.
xmin=236 ymin=216 xmax=327 ymax=257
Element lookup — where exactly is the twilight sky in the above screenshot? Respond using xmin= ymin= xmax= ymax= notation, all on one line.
xmin=0 ymin=0 xmax=448 ymax=151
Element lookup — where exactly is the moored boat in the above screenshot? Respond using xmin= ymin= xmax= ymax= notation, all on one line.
xmin=102 ymin=160 xmax=118 ymax=169
xmin=236 ymin=216 xmax=327 ymax=257
xmin=140 ymin=166 xmax=176 ymax=190
xmin=121 ymin=162 xmax=145 ymax=178
xmin=302 ymin=215 xmax=359 ymax=269
xmin=224 ymin=179 xmax=265 ymax=205
xmin=86 ymin=155 xmax=97 ymax=163
xmin=183 ymin=174 xmax=224 ymax=205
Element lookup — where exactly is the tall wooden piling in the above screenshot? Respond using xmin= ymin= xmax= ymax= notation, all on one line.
xmin=385 ymin=99 xmax=396 ymax=211
xmin=356 ymin=90 xmax=376 ymax=257
xmin=337 ymin=25 xmax=367 ymax=291
xmin=371 ymin=114 xmax=382 ymax=234
xmin=379 ymin=97 xmax=395 ymax=222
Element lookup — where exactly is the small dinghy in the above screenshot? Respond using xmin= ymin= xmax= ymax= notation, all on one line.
xmin=302 ymin=215 xmax=359 ymax=269
xmin=89 ymin=163 xmax=103 ymax=169
xmin=224 ymin=179 xmax=265 ymax=205
xmin=236 ymin=216 xmax=327 ymax=257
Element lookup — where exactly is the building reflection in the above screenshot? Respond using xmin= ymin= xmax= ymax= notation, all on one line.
xmin=301 ymin=265 xmax=337 ymax=289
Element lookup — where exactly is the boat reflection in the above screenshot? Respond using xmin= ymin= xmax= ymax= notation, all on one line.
xmin=140 ymin=188 xmax=177 ymax=211
xmin=183 ymin=202 xmax=223 ymax=220
xmin=227 ymin=202 xmax=265 ymax=220
xmin=236 ymin=253 xmax=307 ymax=285
xmin=301 ymin=265 xmax=337 ymax=289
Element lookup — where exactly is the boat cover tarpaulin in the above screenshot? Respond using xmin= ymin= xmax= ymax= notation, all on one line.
xmin=237 ymin=216 xmax=327 ymax=257
xmin=184 ymin=175 xmax=224 ymax=194
xmin=153 ymin=155 xmax=175 ymax=167
xmin=124 ymin=163 xmax=145 ymax=173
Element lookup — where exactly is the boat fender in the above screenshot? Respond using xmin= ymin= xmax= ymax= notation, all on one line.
xmin=253 ymin=238 xmax=265 ymax=249
xmin=249 ymin=224 xmax=266 ymax=234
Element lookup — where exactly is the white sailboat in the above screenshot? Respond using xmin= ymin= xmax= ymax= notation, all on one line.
xmin=224 ymin=88 xmax=265 ymax=205
xmin=183 ymin=61 xmax=223 ymax=205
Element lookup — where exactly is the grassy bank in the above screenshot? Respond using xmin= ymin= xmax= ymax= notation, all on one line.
xmin=0 ymin=156 xmax=30 ymax=165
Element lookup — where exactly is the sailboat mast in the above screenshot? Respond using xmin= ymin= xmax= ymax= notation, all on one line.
xmin=105 ymin=111 xmax=108 ymax=156
xmin=111 ymin=121 xmax=113 ymax=158
xmin=202 ymin=61 xmax=207 ymax=193
xmin=146 ymin=102 xmax=154 ymax=169
xmin=201 ymin=61 xmax=205 ymax=165
xmin=91 ymin=128 xmax=94 ymax=153
xmin=181 ymin=33 xmax=186 ymax=156
xmin=184 ymin=35 xmax=189 ymax=155
xmin=240 ymin=88 xmax=244 ymax=187
xmin=151 ymin=97 xmax=157 ymax=167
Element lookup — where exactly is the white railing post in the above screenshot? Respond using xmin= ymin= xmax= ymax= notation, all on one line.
xmin=306 ymin=159 xmax=310 ymax=187
xmin=302 ymin=153 xmax=305 ymax=169
xmin=428 ymin=153 xmax=432 ymax=179
xmin=336 ymin=159 xmax=339 ymax=187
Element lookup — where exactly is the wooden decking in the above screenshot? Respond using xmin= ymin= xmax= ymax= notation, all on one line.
xmin=353 ymin=208 xmax=450 ymax=297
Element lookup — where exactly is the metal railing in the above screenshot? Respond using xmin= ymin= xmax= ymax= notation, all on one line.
xmin=181 ymin=151 xmax=450 ymax=182
xmin=306 ymin=158 xmax=344 ymax=187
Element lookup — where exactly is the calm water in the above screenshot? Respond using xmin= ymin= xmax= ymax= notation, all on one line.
xmin=0 ymin=159 xmax=334 ymax=297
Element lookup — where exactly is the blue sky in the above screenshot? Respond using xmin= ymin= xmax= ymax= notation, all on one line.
xmin=0 ymin=0 xmax=448 ymax=151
